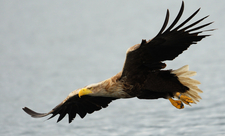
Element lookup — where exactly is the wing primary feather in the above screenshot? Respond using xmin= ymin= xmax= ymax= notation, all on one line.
xmin=68 ymin=107 xmax=77 ymax=123
xmin=172 ymin=8 xmax=201 ymax=31
xmin=47 ymin=112 xmax=58 ymax=120
xmin=201 ymin=28 xmax=216 ymax=32
xmin=46 ymin=102 xmax=64 ymax=120
xmin=156 ymin=9 xmax=169 ymax=36
xmin=57 ymin=107 xmax=67 ymax=123
xmin=164 ymin=1 xmax=184 ymax=33
xmin=179 ymin=15 xmax=209 ymax=32
xmin=189 ymin=28 xmax=215 ymax=35
xmin=185 ymin=22 xmax=213 ymax=33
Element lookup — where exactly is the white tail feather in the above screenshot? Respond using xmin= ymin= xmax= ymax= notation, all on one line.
xmin=172 ymin=65 xmax=202 ymax=104
xmin=178 ymin=71 xmax=197 ymax=77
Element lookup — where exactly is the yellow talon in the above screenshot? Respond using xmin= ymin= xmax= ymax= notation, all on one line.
xmin=176 ymin=92 xmax=194 ymax=105
xmin=169 ymin=98 xmax=184 ymax=109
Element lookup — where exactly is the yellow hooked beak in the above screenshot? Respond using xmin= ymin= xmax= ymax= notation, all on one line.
xmin=78 ymin=88 xmax=93 ymax=98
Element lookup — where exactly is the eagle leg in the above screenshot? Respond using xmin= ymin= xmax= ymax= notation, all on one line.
xmin=168 ymin=98 xmax=184 ymax=109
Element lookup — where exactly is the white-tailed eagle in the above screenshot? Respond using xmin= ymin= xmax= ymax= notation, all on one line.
xmin=23 ymin=2 xmax=213 ymax=123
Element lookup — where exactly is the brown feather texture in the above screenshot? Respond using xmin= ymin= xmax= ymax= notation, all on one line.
xmin=23 ymin=1 xmax=213 ymax=123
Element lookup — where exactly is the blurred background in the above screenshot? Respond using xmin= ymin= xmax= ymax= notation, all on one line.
xmin=0 ymin=0 xmax=224 ymax=136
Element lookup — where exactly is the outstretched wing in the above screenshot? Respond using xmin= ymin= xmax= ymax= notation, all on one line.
xmin=121 ymin=1 xmax=213 ymax=79
xmin=23 ymin=94 xmax=117 ymax=123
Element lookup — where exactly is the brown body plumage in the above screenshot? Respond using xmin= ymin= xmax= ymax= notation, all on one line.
xmin=23 ymin=2 xmax=213 ymax=123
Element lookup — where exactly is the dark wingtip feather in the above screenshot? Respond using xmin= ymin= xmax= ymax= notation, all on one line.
xmin=186 ymin=22 xmax=213 ymax=33
xmin=172 ymin=8 xmax=201 ymax=31
xmin=47 ymin=112 xmax=58 ymax=120
xmin=156 ymin=9 xmax=169 ymax=36
xmin=57 ymin=113 xmax=67 ymax=123
xmin=179 ymin=15 xmax=209 ymax=32
xmin=205 ymin=28 xmax=216 ymax=32
xmin=23 ymin=107 xmax=49 ymax=118
xmin=164 ymin=1 xmax=184 ymax=33
xmin=68 ymin=107 xmax=77 ymax=123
